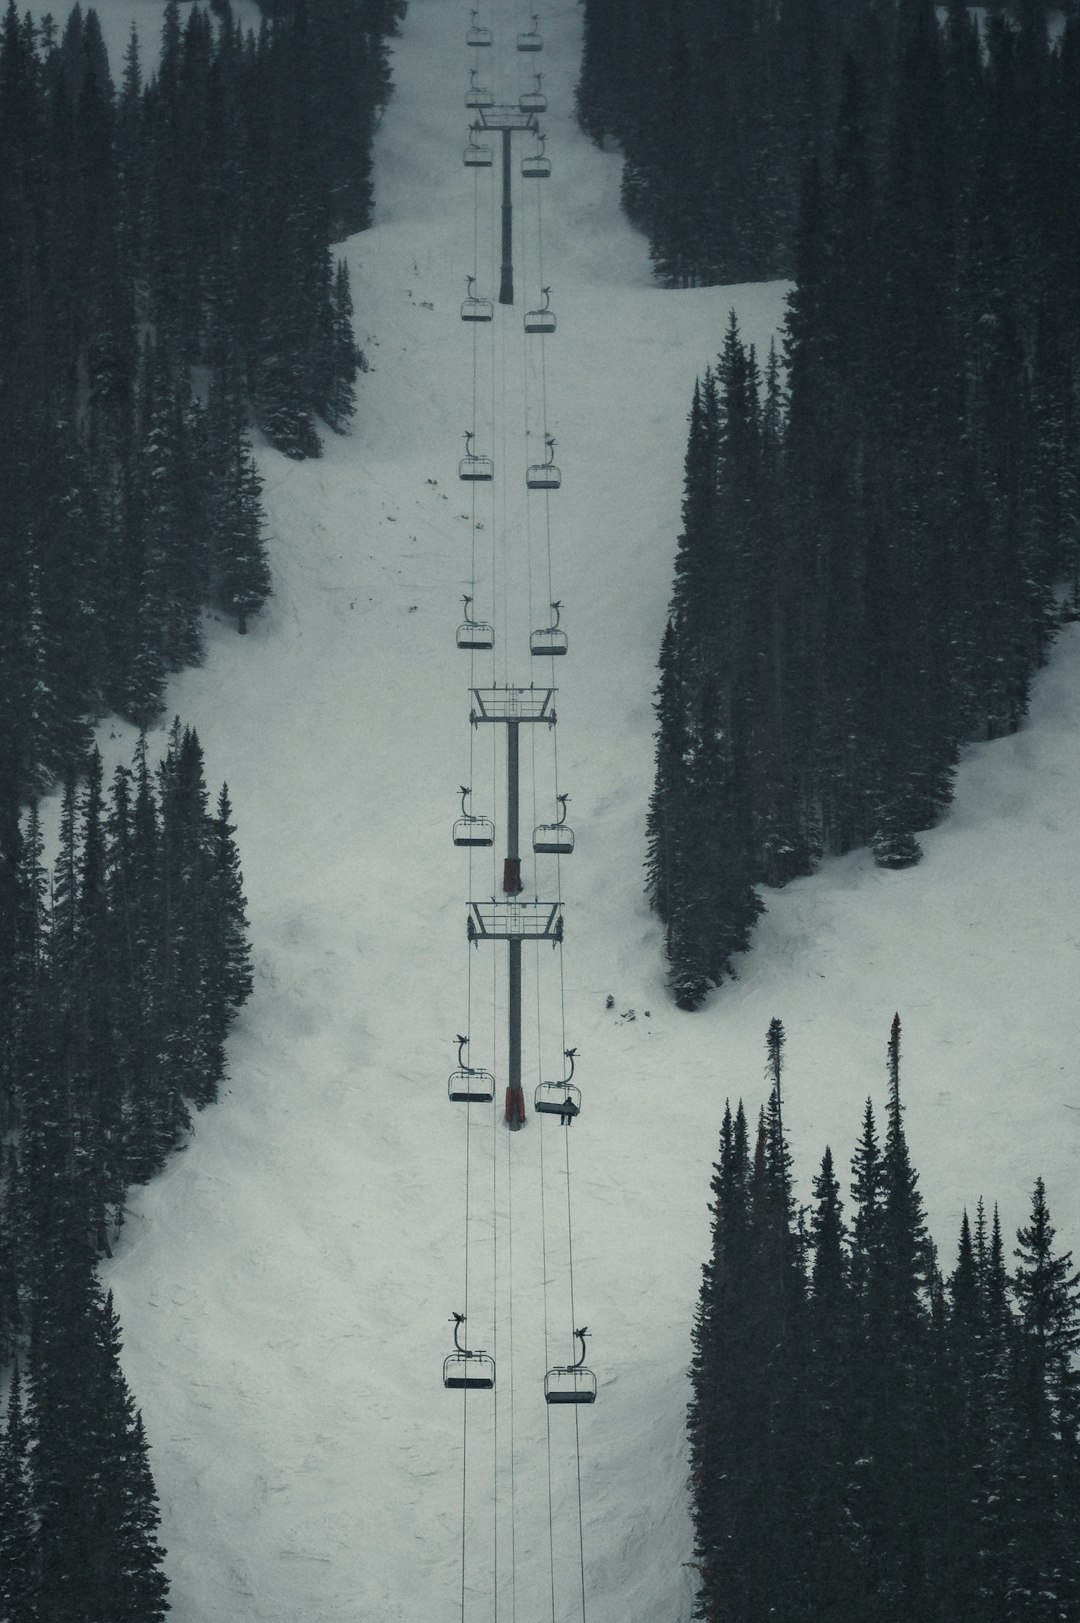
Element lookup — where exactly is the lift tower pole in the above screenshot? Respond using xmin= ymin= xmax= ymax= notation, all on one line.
xmin=475 ymin=105 xmax=538 ymax=307
xmin=505 ymin=718 xmax=522 ymax=1118
xmin=500 ymin=128 xmax=514 ymax=305
xmin=467 ymin=687 xmax=562 ymax=1130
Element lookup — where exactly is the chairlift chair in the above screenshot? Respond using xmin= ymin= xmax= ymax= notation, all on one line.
xmin=465 ymin=68 xmax=493 ymax=109
xmin=461 ymin=275 xmax=494 ymax=322
xmin=544 ymin=1328 xmax=596 ymax=1405
xmin=530 ymin=600 xmax=568 ymax=657
xmin=456 ymin=595 xmax=495 ymax=650
xmin=444 ymin=1313 xmax=496 ymax=1389
xmin=534 ymin=1047 xmax=581 ymax=1122
xmin=463 ymin=129 xmax=494 ymax=169
xmin=519 ymin=72 xmax=546 ymax=114
xmin=448 ymin=1035 xmax=496 ymax=1102
xmin=452 ymin=786 xmax=495 ymax=848
xmin=526 ymin=435 xmax=561 ymax=491
xmin=533 ymin=793 xmax=574 ymax=853
xmin=466 ymin=9 xmax=493 ymax=47
xmin=460 ymin=430 xmax=494 ymax=482
xmin=521 ymin=133 xmax=551 ymax=180
xmin=524 ymin=286 xmax=556 ymax=335
xmin=517 ymin=12 xmax=543 ymax=50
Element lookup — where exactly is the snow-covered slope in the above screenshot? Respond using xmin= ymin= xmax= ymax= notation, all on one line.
xmin=81 ymin=2 xmax=1080 ymax=1620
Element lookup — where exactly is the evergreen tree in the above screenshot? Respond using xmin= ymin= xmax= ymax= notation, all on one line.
xmin=0 ymin=1362 xmax=37 ymax=1623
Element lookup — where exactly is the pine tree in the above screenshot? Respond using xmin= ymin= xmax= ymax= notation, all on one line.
xmin=0 ymin=1362 xmax=37 ymax=1623
xmin=1007 ymin=1178 xmax=1080 ymax=1619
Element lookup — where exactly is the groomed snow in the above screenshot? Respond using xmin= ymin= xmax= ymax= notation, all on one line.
xmin=70 ymin=2 xmax=1080 ymax=1620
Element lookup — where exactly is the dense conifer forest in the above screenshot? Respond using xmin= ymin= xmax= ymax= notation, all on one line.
xmin=0 ymin=722 xmax=253 ymax=1616
xmin=0 ymin=0 xmax=401 ymax=800
xmin=630 ymin=0 xmax=1080 ymax=1006
xmin=688 ymin=1017 xmax=1080 ymax=1623
xmin=0 ymin=1 xmax=401 ymax=1610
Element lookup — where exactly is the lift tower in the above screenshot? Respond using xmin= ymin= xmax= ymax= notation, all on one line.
xmin=466 ymin=687 xmax=563 ymax=1126
xmin=473 ymin=103 xmax=539 ymax=304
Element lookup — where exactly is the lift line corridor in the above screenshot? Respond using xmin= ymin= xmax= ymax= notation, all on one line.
xmin=444 ymin=9 xmax=594 ymax=1622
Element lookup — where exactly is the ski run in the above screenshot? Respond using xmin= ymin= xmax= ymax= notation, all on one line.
xmin=58 ymin=1 xmax=1080 ymax=1619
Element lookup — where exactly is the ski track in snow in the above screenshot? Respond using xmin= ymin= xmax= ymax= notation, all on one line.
xmin=73 ymin=2 xmax=1080 ymax=1619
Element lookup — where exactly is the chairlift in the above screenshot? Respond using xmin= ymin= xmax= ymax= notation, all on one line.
xmin=448 ymin=1034 xmax=496 ymax=1102
xmin=530 ymin=599 xmax=568 ymax=656
xmin=544 ymin=1327 xmax=597 ymax=1405
xmin=460 ymin=429 xmax=494 ymax=482
xmin=466 ymin=9 xmax=493 ymax=47
xmin=524 ymin=286 xmax=556 ymax=335
xmin=534 ymin=1047 xmax=581 ymax=1122
xmin=517 ymin=12 xmax=543 ymax=50
xmin=464 ymin=128 xmax=494 ymax=169
xmin=444 ymin=1312 xmax=496 ymax=1389
xmin=519 ymin=72 xmax=546 ymax=114
xmin=533 ymin=793 xmax=574 ymax=854
xmin=461 ymin=275 xmax=493 ymax=322
xmin=521 ymin=132 xmax=551 ymax=180
xmin=465 ymin=68 xmax=493 ymax=109
xmin=452 ymin=785 xmax=495 ymax=848
xmin=526 ymin=434 xmax=561 ymax=491
xmin=456 ymin=595 xmax=495 ymax=650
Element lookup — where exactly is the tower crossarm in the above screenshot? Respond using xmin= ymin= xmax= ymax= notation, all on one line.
xmin=468 ymin=901 xmax=564 ymax=941
xmin=475 ymin=105 xmax=540 ymax=131
xmin=470 ymin=686 xmax=556 ymax=725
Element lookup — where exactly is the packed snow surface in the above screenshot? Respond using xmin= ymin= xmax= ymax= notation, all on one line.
xmin=79 ymin=1 xmax=1080 ymax=1620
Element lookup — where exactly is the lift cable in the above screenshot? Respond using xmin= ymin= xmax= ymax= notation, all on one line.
xmin=491 ymin=1002 xmax=500 ymax=1623
xmin=460 ymin=1378 xmax=468 ymax=1623
xmin=563 ymin=1127 xmax=588 ymax=1623
xmin=506 ymin=1121 xmax=519 ymax=1622
xmin=537 ymin=1028 xmax=559 ymax=1623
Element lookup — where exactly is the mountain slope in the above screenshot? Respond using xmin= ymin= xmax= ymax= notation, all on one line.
xmin=82 ymin=3 xmax=1080 ymax=1620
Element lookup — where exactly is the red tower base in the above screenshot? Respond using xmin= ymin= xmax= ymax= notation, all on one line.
xmin=504 ymin=1086 xmax=527 ymax=1130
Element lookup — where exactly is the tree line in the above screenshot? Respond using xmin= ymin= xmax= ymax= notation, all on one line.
xmin=688 ymin=1016 xmax=1080 ymax=1623
xmin=645 ymin=0 xmax=1080 ymax=1006
xmin=0 ymin=0 xmax=401 ymax=799
xmin=0 ymin=720 xmax=253 ymax=1617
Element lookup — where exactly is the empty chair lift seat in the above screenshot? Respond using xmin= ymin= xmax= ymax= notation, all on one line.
xmin=466 ymin=10 xmax=493 ymax=47
xmin=447 ymin=1032 xmax=494 ymax=1099
xmin=533 ymin=790 xmax=573 ymax=851
xmin=526 ymin=435 xmax=561 ymax=490
xmin=456 ymin=598 xmax=494 ymax=650
xmin=521 ymin=134 xmax=551 ymax=179
xmin=545 ymin=1328 xmax=596 ymax=1404
xmin=452 ymin=814 xmax=494 ymax=847
xmin=445 ymin=1312 xmax=495 ymax=1388
xmin=517 ymin=14 xmax=543 ymax=50
xmin=444 ymin=1350 xmax=495 ymax=1389
xmin=463 ymin=130 xmax=494 ymax=168
xmin=453 ymin=786 xmax=494 ymax=846
xmin=524 ymin=286 xmax=556 ymax=335
xmin=448 ymin=1065 xmax=495 ymax=1102
xmin=519 ymin=74 xmax=546 ymax=113
xmin=460 ymin=431 xmax=493 ymax=481
xmin=532 ymin=819 xmax=573 ymax=853
xmin=530 ymin=600 xmax=567 ymax=656
xmin=461 ymin=278 xmax=494 ymax=321
xmin=465 ymin=69 xmax=493 ymax=108
xmin=544 ymin=1365 xmax=597 ymax=1404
